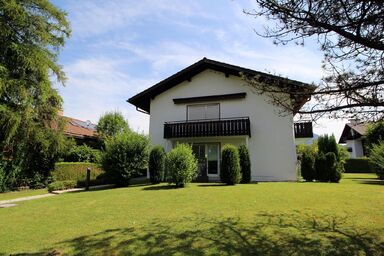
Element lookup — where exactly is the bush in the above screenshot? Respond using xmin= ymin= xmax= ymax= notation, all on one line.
xmin=101 ymin=132 xmax=149 ymax=186
xmin=238 ymin=145 xmax=251 ymax=183
xmin=52 ymin=162 xmax=104 ymax=183
xmin=301 ymin=149 xmax=316 ymax=181
xmin=365 ymin=120 xmax=384 ymax=152
xmin=344 ymin=158 xmax=373 ymax=173
xmin=64 ymin=145 xmax=101 ymax=163
xmin=149 ymin=145 xmax=166 ymax=184
xmin=325 ymin=152 xmax=342 ymax=183
xmin=369 ymin=141 xmax=384 ymax=179
xmin=166 ymin=144 xmax=198 ymax=187
xmin=47 ymin=180 xmax=77 ymax=192
xmin=315 ymin=152 xmax=328 ymax=182
xmin=221 ymin=144 xmax=241 ymax=185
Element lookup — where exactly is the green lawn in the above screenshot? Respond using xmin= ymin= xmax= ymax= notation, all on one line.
xmin=0 ymin=188 xmax=47 ymax=201
xmin=0 ymin=173 xmax=383 ymax=255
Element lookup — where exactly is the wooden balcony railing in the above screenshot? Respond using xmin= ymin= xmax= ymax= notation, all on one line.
xmin=164 ymin=117 xmax=251 ymax=139
xmin=294 ymin=121 xmax=313 ymax=138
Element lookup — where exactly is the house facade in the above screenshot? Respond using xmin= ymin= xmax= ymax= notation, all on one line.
xmin=129 ymin=58 xmax=314 ymax=182
xmin=339 ymin=122 xmax=368 ymax=158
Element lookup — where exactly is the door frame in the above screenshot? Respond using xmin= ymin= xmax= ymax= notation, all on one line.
xmin=191 ymin=142 xmax=220 ymax=178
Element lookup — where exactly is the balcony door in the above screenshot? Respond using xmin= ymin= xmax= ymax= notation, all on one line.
xmin=192 ymin=143 xmax=220 ymax=178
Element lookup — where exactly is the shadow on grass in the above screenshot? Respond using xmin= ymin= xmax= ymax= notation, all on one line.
xmin=142 ymin=185 xmax=178 ymax=190
xmin=10 ymin=213 xmax=384 ymax=256
xmin=356 ymin=180 xmax=384 ymax=186
xmin=197 ymin=183 xmax=226 ymax=187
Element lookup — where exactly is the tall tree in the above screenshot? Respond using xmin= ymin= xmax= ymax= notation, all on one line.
xmin=0 ymin=0 xmax=70 ymax=187
xmin=244 ymin=0 xmax=383 ymax=121
xmin=97 ymin=111 xmax=130 ymax=139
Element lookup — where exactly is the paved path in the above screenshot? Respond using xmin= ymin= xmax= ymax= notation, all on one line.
xmin=0 ymin=184 xmax=115 ymax=206
xmin=0 ymin=193 xmax=55 ymax=205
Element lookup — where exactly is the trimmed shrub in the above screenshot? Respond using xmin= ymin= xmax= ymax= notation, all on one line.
xmin=315 ymin=152 xmax=328 ymax=182
xmin=238 ymin=145 xmax=251 ymax=183
xmin=369 ymin=141 xmax=384 ymax=179
xmin=52 ymin=162 xmax=104 ymax=183
xmin=344 ymin=158 xmax=373 ymax=173
xmin=166 ymin=144 xmax=198 ymax=187
xmin=64 ymin=145 xmax=101 ymax=163
xmin=221 ymin=144 xmax=241 ymax=185
xmin=301 ymin=150 xmax=315 ymax=182
xmin=101 ymin=132 xmax=149 ymax=186
xmin=325 ymin=152 xmax=341 ymax=183
xmin=47 ymin=180 xmax=77 ymax=192
xmin=149 ymin=146 xmax=166 ymax=184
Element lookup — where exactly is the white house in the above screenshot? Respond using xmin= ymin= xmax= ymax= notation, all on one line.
xmin=339 ymin=121 xmax=368 ymax=158
xmin=128 ymin=58 xmax=314 ymax=182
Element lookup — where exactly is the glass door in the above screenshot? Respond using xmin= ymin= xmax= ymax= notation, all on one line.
xmin=207 ymin=143 xmax=220 ymax=177
xmin=192 ymin=144 xmax=207 ymax=178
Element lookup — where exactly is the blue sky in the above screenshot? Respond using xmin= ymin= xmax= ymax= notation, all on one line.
xmin=52 ymin=0 xmax=347 ymax=138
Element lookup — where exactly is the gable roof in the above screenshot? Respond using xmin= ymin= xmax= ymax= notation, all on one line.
xmin=339 ymin=123 xmax=369 ymax=143
xmin=63 ymin=116 xmax=97 ymax=139
xmin=127 ymin=57 xmax=315 ymax=114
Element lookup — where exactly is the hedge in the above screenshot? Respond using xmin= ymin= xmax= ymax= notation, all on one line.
xmin=344 ymin=158 xmax=373 ymax=173
xmin=47 ymin=180 xmax=77 ymax=192
xmin=52 ymin=162 xmax=105 ymax=183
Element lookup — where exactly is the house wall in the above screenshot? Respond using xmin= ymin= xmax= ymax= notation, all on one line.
xmin=149 ymin=69 xmax=297 ymax=181
xmin=346 ymin=139 xmax=364 ymax=158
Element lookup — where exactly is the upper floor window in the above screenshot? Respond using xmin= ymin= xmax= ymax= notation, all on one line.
xmin=187 ymin=103 xmax=220 ymax=121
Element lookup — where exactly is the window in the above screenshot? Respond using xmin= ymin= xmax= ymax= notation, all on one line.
xmin=187 ymin=103 xmax=219 ymax=120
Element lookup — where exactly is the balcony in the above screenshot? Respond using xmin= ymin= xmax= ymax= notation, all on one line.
xmin=294 ymin=121 xmax=313 ymax=138
xmin=164 ymin=117 xmax=251 ymax=139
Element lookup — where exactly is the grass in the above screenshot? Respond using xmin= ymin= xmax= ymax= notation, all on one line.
xmin=0 ymin=173 xmax=383 ymax=255
xmin=0 ymin=188 xmax=47 ymax=201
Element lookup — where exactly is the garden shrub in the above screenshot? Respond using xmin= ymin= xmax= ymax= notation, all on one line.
xmin=52 ymin=162 xmax=104 ymax=183
xmin=47 ymin=180 xmax=77 ymax=192
xmin=365 ymin=120 xmax=384 ymax=152
xmin=344 ymin=158 xmax=373 ymax=173
xmin=64 ymin=145 xmax=101 ymax=163
xmin=301 ymin=149 xmax=315 ymax=182
xmin=221 ymin=144 xmax=241 ymax=185
xmin=238 ymin=145 xmax=251 ymax=183
xmin=325 ymin=152 xmax=342 ymax=183
xmin=166 ymin=144 xmax=198 ymax=187
xmin=315 ymin=152 xmax=328 ymax=182
xmin=369 ymin=141 xmax=384 ymax=179
xmin=149 ymin=145 xmax=166 ymax=184
xmin=101 ymin=132 xmax=149 ymax=186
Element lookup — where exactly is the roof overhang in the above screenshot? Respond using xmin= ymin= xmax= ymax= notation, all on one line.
xmin=128 ymin=58 xmax=316 ymax=114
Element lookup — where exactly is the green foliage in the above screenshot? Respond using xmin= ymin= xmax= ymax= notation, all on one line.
xmin=52 ymin=162 xmax=104 ymax=183
xmin=301 ymin=149 xmax=316 ymax=182
xmin=97 ymin=111 xmax=130 ymax=139
xmin=64 ymin=145 xmax=101 ymax=163
xmin=0 ymin=0 xmax=70 ymax=188
xmin=314 ymin=153 xmax=327 ymax=182
xmin=344 ymin=158 xmax=373 ymax=173
xmin=325 ymin=152 xmax=341 ymax=183
xmin=166 ymin=144 xmax=198 ymax=187
xmin=149 ymin=145 xmax=166 ymax=184
xmin=369 ymin=141 xmax=384 ymax=179
xmin=365 ymin=120 xmax=384 ymax=151
xmin=318 ymin=135 xmax=339 ymax=160
xmin=47 ymin=180 xmax=77 ymax=192
xmin=238 ymin=145 xmax=251 ymax=183
xmin=101 ymin=132 xmax=149 ymax=186
xmin=221 ymin=144 xmax=241 ymax=185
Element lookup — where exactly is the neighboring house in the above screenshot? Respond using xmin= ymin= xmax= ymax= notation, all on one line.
xmin=58 ymin=110 xmax=99 ymax=147
xmin=339 ymin=122 xmax=368 ymax=158
xmin=128 ymin=58 xmax=314 ymax=181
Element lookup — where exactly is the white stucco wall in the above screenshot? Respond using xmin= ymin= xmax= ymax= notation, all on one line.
xmin=149 ymin=69 xmax=297 ymax=181
xmin=346 ymin=139 xmax=364 ymax=158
